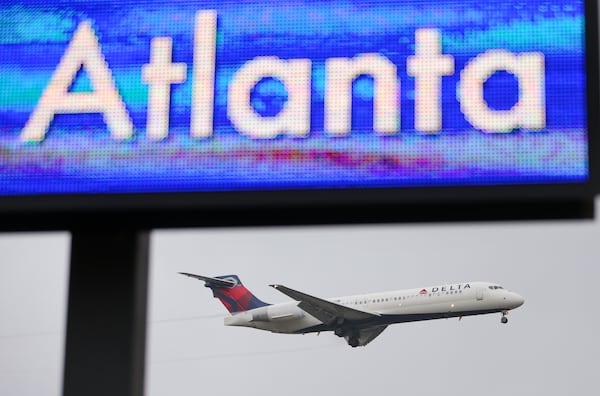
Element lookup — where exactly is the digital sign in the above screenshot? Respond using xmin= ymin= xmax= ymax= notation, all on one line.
xmin=0 ymin=0 xmax=596 ymax=210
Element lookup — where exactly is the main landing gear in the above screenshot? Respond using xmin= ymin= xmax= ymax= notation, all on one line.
xmin=334 ymin=327 xmax=346 ymax=337
xmin=348 ymin=337 xmax=360 ymax=348
xmin=501 ymin=311 xmax=508 ymax=324
xmin=335 ymin=326 xmax=360 ymax=347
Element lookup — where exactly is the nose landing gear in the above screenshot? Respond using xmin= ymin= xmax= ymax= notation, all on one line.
xmin=501 ymin=311 xmax=508 ymax=324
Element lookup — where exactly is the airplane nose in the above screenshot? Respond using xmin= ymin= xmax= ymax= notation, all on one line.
xmin=510 ymin=293 xmax=525 ymax=309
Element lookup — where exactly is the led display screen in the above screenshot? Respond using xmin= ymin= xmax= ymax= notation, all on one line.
xmin=0 ymin=0 xmax=595 ymax=203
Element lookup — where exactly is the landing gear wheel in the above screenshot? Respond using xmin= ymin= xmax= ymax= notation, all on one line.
xmin=501 ymin=316 xmax=508 ymax=324
xmin=334 ymin=327 xmax=346 ymax=337
xmin=348 ymin=337 xmax=360 ymax=348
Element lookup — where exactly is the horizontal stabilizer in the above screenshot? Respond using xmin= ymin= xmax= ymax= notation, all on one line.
xmin=179 ymin=272 xmax=236 ymax=288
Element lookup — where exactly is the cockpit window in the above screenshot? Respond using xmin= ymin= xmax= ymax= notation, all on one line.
xmin=488 ymin=285 xmax=504 ymax=290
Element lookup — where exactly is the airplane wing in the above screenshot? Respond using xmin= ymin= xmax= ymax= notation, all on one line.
xmin=179 ymin=272 xmax=236 ymax=288
xmin=270 ymin=284 xmax=379 ymax=324
xmin=348 ymin=325 xmax=388 ymax=347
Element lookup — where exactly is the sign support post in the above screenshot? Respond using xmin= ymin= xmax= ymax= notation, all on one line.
xmin=63 ymin=229 xmax=149 ymax=396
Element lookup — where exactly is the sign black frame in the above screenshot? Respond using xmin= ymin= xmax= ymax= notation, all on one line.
xmin=0 ymin=0 xmax=597 ymax=229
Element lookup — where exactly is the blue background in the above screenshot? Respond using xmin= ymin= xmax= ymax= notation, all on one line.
xmin=0 ymin=0 xmax=589 ymax=195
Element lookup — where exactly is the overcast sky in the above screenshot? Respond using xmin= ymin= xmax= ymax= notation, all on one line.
xmin=1 ymin=198 xmax=600 ymax=396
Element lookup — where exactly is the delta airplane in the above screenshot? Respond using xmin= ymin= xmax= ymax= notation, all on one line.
xmin=180 ymin=273 xmax=525 ymax=347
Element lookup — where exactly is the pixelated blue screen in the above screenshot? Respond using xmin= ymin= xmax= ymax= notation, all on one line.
xmin=0 ymin=0 xmax=590 ymax=195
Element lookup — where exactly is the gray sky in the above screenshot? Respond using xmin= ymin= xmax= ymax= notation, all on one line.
xmin=2 ymin=199 xmax=599 ymax=396
xmin=0 ymin=233 xmax=69 ymax=396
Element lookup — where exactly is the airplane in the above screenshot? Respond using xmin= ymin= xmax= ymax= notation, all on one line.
xmin=180 ymin=273 xmax=525 ymax=347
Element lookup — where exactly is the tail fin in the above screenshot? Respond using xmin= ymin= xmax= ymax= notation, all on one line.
xmin=180 ymin=273 xmax=270 ymax=314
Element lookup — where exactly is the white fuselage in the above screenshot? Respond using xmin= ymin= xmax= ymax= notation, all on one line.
xmin=224 ymin=281 xmax=524 ymax=334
